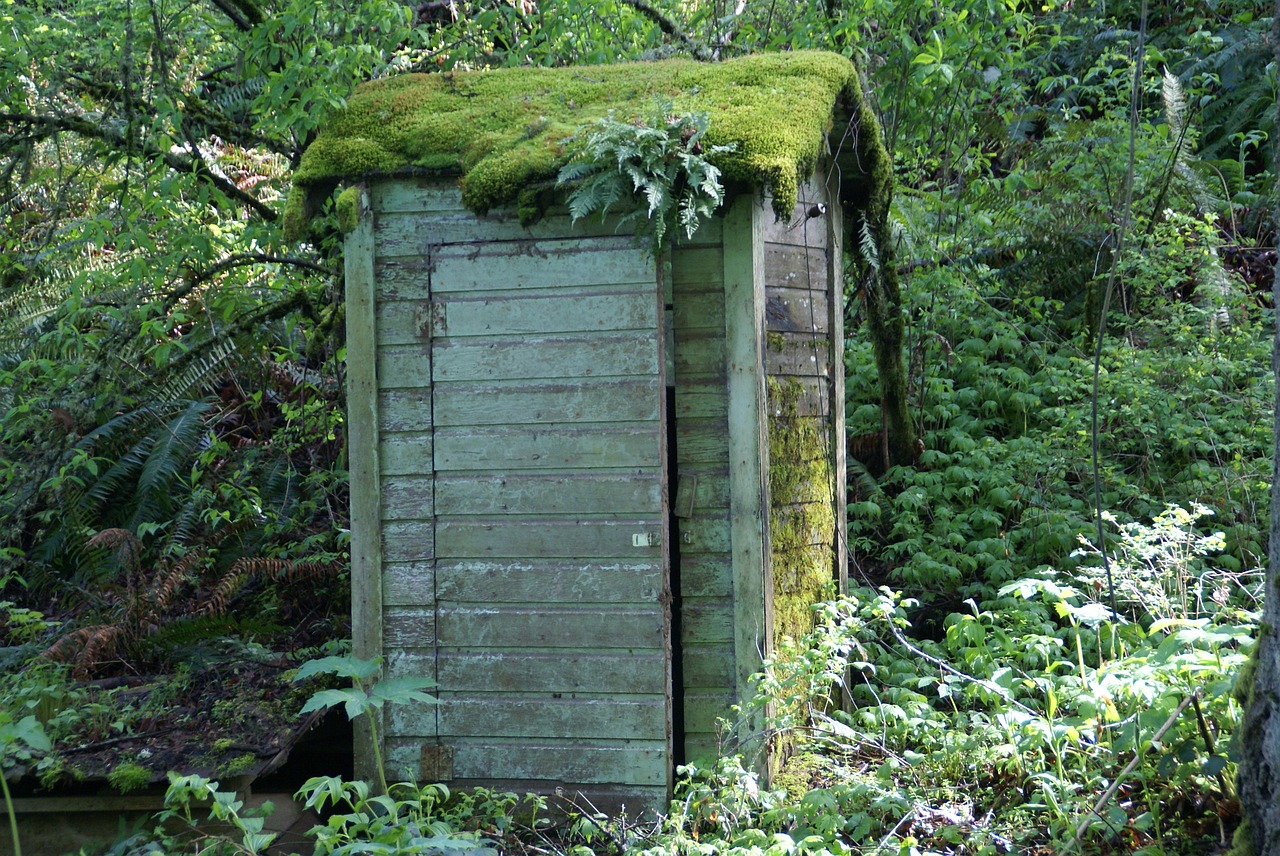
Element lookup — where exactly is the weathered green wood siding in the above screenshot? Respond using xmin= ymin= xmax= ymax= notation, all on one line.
xmin=365 ymin=180 xmax=672 ymax=810
xmin=762 ymin=173 xmax=844 ymax=647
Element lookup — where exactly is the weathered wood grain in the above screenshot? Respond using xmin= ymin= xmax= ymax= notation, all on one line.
xmin=436 ymin=605 xmax=665 ymax=649
xmin=380 ymin=431 xmax=434 ymax=476
xmin=371 ymin=181 xmax=468 ymax=214
xmin=431 ymin=332 xmax=658 ymax=381
xmin=680 ymin=598 xmax=733 ymax=645
xmin=435 ymin=472 xmax=662 ymax=515
xmin=384 ymin=738 xmax=669 ymax=787
xmin=378 ymin=388 xmax=433 ymax=432
xmin=382 ymin=520 xmax=434 ymax=562
xmin=390 ymin=695 xmax=667 ymax=740
xmin=376 ymin=344 xmax=433 ymax=388
xmin=679 ymin=555 xmax=733 ymax=598
xmin=425 ymin=650 xmax=667 ymax=694
xmin=381 ymin=476 xmax=434 ymax=521
xmin=384 ymin=606 xmax=436 ymax=648
xmin=437 ymin=378 xmax=661 ymax=426
xmin=674 ymin=515 xmax=731 ymax=554
xmin=433 ymin=424 xmax=661 ymax=471
xmin=825 ymin=165 xmax=848 ymax=595
xmin=671 ymin=247 xmax=724 ymax=289
xmin=434 ymin=518 xmax=664 ymax=560
xmin=393 ymin=560 xmax=664 ymax=604
xmin=765 ymin=334 xmax=831 ymax=378
xmin=764 ymin=242 xmax=829 ymax=292
xmin=682 ymin=644 xmax=734 ymax=687
xmin=764 ymin=287 xmax=830 ymax=334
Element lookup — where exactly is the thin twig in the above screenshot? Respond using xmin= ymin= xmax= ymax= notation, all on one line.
xmin=1069 ymin=692 xmax=1194 ymax=850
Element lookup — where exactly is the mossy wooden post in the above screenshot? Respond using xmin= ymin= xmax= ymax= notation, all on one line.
xmin=722 ymin=195 xmax=770 ymax=758
xmin=825 ymin=168 xmax=848 ymax=594
xmin=344 ymin=185 xmax=384 ymax=784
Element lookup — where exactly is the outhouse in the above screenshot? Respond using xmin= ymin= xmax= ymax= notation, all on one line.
xmin=287 ymin=50 xmax=892 ymax=812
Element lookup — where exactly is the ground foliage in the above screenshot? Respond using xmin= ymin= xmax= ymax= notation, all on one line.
xmin=0 ymin=0 xmax=1275 ymax=853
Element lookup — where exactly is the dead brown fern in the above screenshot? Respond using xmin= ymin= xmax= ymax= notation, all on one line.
xmin=44 ymin=524 xmax=341 ymax=676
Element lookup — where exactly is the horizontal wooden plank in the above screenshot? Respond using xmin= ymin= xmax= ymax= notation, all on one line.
xmin=437 ymin=605 xmax=665 ymax=649
xmin=764 ymin=375 xmax=831 ymax=417
xmin=682 ymin=644 xmax=734 ymax=688
xmin=379 ymin=389 xmax=433 ymax=433
xmin=435 ymin=472 xmax=661 ymax=515
xmin=431 ymin=238 xmax=653 ymax=293
xmin=382 ymin=475 xmax=434 ymax=521
xmin=671 ymin=472 xmax=729 ymax=511
xmin=765 ymin=287 xmax=831 ymax=334
xmin=377 ymin=344 xmax=432 ymax=388
xmin=382 ymin=519 xmax=434 ymax=562
xmin=407 ymin=560 xmax=663 ymax=604
xmin=681 ymin=598 xmax=733 ymax=645
xmin=671 ymin=247 xmax=723 ymax=289
xmin=675 ymin=515 xmax=730 ymax=554
xmin=761 ymin=179 xmax=831 ymax=247
xmin=390 ymin=696 xmax=667 ymax=740
xmin=764 ymin=242 xmax=829 ymax=292
xmin=675 ymin=421 xmax=730 ymax=464
xmin=376 ymin=207 xmax=628 ymax=243
xmin=680 ymin=555 xmax=732 ymax=599
xmin=673 ymin=292 xmax=724 ymax=331
xmin=673 ymin=382 xmax=727 ymax=421
xmin=434 ymin=424 xmax=661 ymax=471
xmin=383 ymin=738 xmax=669 ymax=787
xmin=683 ymin=691 xmax=735 ymax=735
xmin=371 ymin=180 xmax=468 ymax=214
xmin=765 ymin=333 xmax=830 ymax=378
xmin=436 ymin=518 xmax=665 ymax=559
xmin=428 ymin=650 xmax=667 ymax=694
xmin=380 ymin=431 xmax=433 ymax=476
xmin=432 ymin=333 xmax=659 ymax=382
xmin=374 ymin=290 xmax=660 ymax=344
xmin=432 ymin=378 xmax=661 ymax=427
xmin=684 ymin=734 xmax=721 ymax=764
xmin=674 ymin=332 xmax=726 ymax=376
xmin=384 ymin=606 xmax=435 ymax=648
xmin=383 ymin=561 xmax=433 ymax=606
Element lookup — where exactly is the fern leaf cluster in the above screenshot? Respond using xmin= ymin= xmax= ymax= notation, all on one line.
xmin=557 ymin=101 xmax=736 ymax=249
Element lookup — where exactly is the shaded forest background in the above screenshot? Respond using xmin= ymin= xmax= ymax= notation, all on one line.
xmin=0 ymin=0 xmax=1277 ymax=853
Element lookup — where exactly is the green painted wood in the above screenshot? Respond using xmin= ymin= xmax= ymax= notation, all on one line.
xmin=380 ymin=431 xmax=434 ymax=476
xmin=434 ymin=424 xmax=660 ymax=471
xmin=679 ymin=555 xmax=733 ymax=598
xmin=390 ymin=696 xmax=667 ymax=740
xmin=682 ymin=644 xmax=734 ymax=687
xmin=684 ymin=735 xmax=722 ymax=763
xmin=371 ymin=181 xmax=469 ymax=214
xmin=426 ymin=650 xmax=668 ymax=694
xmin=683 ymin=692 xmax=735 ymax=735
xmin=379 ymin=389 xmax=433 ymax=432
xmin=427 ymin=239 xmax=652 ymax=291
xmin=376 ymin=290 xmax=659 ymax=345
xmin=673 ymin=335 xmax=726 ymax=376
xmin=381 ymin=562 xmax=434 ymax=606
xmin=382 ymin=520 xmax=435 ymax=562
xmin=722 ymin=194 xmax=770 ymax=752
xmin=680 ymin=598 xmax=734 ymax=645
xmin=675 ymin=515 xmax=731 ymax=554
xmin=382 ymin=476 xmax=434 ymax=521
xmin=384 ymin=739 xmax=669 ymax=787
xmin=435 ymin=473 xmax=662 ymax=515
xmin=377 ymin=210 xmax=623 ymax=247
xmin=376 ymin=344 xmax=432 ymax=388
xmin=436 ymin=606 xmax=664 ymax=649
xmin=427 ymin=560 xmax=663 ymax=604
xmin=675 ymin=420 xmax=732 ymax=464
xmin=384 ymin=606 xmax=436 ymax=648
xmin=432 ymin=333 xmax=658 ymax=381
xmin=761 ymin=178 xmax=831 ymax=248
xmin=670 ymin=248 xmax=723 ymax=288
xmin=344 ymin=185 xmax=390 ymax=772
xmin=432 ymin=379 xmax=661 ymax=427
xmin=434 ymin=518 xmax=664 ymax=560
xmin=672 ymin=292 xmax=725 ymax=331
xmin=673 ymin=381 xmax=729 ymax=421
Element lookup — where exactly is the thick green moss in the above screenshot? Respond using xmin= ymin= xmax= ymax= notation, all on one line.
xmin=767 ymin=377 xmax=837 ymax=646
xmin=335 ymin=186 xmax=362 ymax=234
xmin=286 ymin=51 xmax=869 ymax=240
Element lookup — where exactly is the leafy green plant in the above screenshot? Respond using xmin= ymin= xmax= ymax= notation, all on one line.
xmin=0 ymin=714 xmax=50 ymax=856
xmin=107 ymin=760 xmax=153 ymax=795
xmin=557 ymin=101 xmax=735 ymax=250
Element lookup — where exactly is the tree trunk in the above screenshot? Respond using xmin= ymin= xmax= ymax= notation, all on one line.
xmin=1235 ymin=5 xmax=1280 ymax=852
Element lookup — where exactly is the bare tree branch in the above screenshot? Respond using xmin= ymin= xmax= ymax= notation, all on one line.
xmin=617 ymin=0 xmax=713 ymax=59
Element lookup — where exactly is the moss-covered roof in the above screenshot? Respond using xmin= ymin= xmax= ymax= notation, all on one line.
xmin=286 ymin=51 xmax=880 ymax=239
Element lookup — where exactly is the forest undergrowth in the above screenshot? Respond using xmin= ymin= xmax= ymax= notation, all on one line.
xmin=0 ymin=0 xmax=1275 ymax=853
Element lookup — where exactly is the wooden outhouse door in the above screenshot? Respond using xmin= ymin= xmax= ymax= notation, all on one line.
xmin=365 ymin=186 xmax=674 ymax=807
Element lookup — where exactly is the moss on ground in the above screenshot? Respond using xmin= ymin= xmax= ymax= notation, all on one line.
xmin=767 ymin=377 xmax=836 ymax=646
xmin=286 ymin=51 xmax=872 ymax=239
